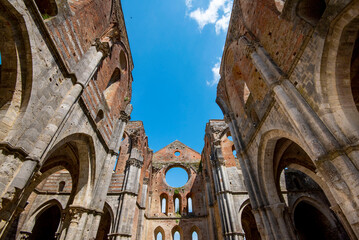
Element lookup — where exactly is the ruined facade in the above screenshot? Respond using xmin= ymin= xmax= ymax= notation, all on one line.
xmin=1 ymin=0 xmax=359 ymax=239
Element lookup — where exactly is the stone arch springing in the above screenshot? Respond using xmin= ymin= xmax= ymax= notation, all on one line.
xmin=0 ymin=2 xmax=32 ymax=140
xmin=320 ymin=2 xmax=359 ymax=143
xmin=160 ymin=193 xmax=168 ymax=214
xmin=34 ymin=0 xmax=58 ymax=18
xmin=296 ymin=0 xmax=326 ymax=25
xmin=154 ymin=226 xmax=165 ymax=240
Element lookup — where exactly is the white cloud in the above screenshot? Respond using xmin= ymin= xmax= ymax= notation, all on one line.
xmin=188 ymin=0 xmax=233 ymax=34
xmin=185 ymin=0 xmax=193 ymax=9
xmin=207 ymin=59 xmax=221 ymax=86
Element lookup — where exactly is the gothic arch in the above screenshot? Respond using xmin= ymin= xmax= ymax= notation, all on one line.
xmin=171 ymin=225 xmax=183 ymax=240
xmin=319 ymin=0 xmax=359 ymax=143
xmin=0 ymin=1 xmax=32 ymax=140
xmin=257 ymin=129 xmax=314 ymax=205
xmin=40 ymin=133 xmax=96 ymax=207
xmin=154 ymin=226 xmax=165 ymax=240
xmin=21 ymin=199 xmax=63 ymax=234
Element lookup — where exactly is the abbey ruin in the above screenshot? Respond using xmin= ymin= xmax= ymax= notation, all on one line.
xmin=0 ymin=0 xmax=359 ymax=239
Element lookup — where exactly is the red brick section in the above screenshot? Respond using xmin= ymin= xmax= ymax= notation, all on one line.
xmin=36 ymin=169 xmax=73 ymax=193
xmin=146 ymin=141 xmax=210 ymax=239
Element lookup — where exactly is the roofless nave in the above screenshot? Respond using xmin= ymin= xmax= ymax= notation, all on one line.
xmin=0 ymin=0 xmax=359 ymax=239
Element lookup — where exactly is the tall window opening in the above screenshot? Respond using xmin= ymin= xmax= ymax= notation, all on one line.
xmin=192 ymin=231 xmax=198 ymax=240
xmin=120 ymin=50 xmax=127 ymax=71
xmin=156 ymin=232 xmax=162 ymax=240
xmin=0 ymin=51 xmax=2 ymax=80
xmin=160 ymin=193 xmax=168 ymax=214
xmin=187 ymin=197 xmax=193 ymax=213
xmin=174 ymin=197 xmax=180 ymax=213
xmin=58 ymin=181 xmax=65 ymax=192
xmin=104 ymin=68 xmax=121 ymax=106
xmin=174 ymin=231 xmax=180 ymax=240
xmin=297 ymin=0 xmax=326 ymax=25
xmin=161 ymin=198 xmax=167 ymax=213
xmin=34 ymin=0 xmax=58 ymax=18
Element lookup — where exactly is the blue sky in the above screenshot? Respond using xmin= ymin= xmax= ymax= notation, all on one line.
xmin=122 ymin=0 xmax=232 ymax=153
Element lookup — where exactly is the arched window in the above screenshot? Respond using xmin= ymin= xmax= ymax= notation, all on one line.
xmin=174 ymin=231 xmax=180 ymax=240
xmin=161 ymin=198 xmax=167 ymax=213
xmin=34 ymin=0 xmax=58 ymax=18
xmin=58 ymin=181 xmax=65 ymax=192
xmin=192 ymin=231 xmax=198 ymax=240
xmin=187 ymin=197 xmax=193 ymax=213
xmin=174 ymin=197 xmax=180 ymax=213
xmin=120 ymin=50 xmax=127 ymax=71
xmin=296 ymin=0 xmax=326 ymax=25
xmin=154 ymin=226 xmax=165 ymax=240
xmin=104 ymin=68 xmax=121 ymax=106
xmin=160 ymin=193 xmax=168 ymax=214
xmin=156 ymin=232 xmax=162 ymax=240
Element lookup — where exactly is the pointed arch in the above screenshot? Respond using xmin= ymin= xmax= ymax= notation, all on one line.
xmin=154 ymin=226 xmax=165 ymax=240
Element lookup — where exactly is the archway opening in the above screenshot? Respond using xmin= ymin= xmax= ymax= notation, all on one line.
xmin=296 ymin=0 xmax=326 ymax=25
xmin=29 ymin=205 xmax=61 ymax=240
xmin=271 ymin=138 xmax=350 ymax=240
xmin=95 ymin=206 xmax=112 ymax=240
xmin=351 ymin=31 xmax=359 ymax=111
xmin=241 ymin=204 xmax=261 ymax=240
xmin=294 ymin=201 xmax=335 ymax=240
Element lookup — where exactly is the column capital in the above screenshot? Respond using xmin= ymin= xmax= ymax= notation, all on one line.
xmin=120 ymin=110 xmax=131 ymax=123
xmin=126 ymin=158 xmax=143 ymax=168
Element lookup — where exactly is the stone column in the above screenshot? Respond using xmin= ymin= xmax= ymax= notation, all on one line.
xmin=135 ymin=177 xmax=148 ymax=240
xmin=239 ymin=35 xmax=359 ymax=238
xmin=109 ymin=149 xmax=143 ymax=240
xmin=74 ymin=107 xmax=132 ymax=240
xmin=211 ymin=144 xmax=243 ymax=240
xmin=0 ymin=42 xmax=109 ymax=239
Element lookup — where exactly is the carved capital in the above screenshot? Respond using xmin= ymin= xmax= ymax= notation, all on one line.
xmin=120 ymin=111 xmax=130 ymax=123
xmin=126 ymin=158 xmax=143 ymax=168
xmin=143 ymin=177 xmax=150 ymax=184
xmin=93 ymin=38 xmax=111 ymax=57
